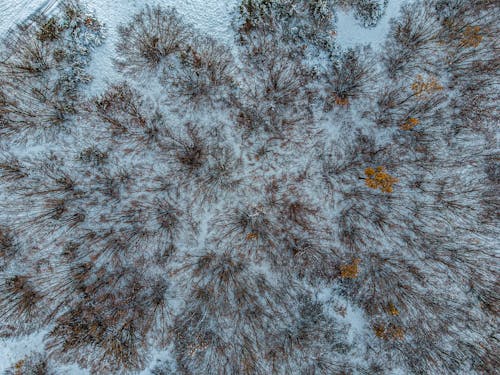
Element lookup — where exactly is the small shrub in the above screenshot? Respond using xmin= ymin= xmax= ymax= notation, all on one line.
xmin=352 ymin=0 xmax=389 ymax=28
xmin=115 ymin=5 xmax=190 ymax=74
xmin=460 ymin=25 xmax=483 ymax=47
xmin=4 ymin=353 xmax=52 ymax=375
xmin=0 ymin=275 xmax=43 ymax=323
xmin=169 ymin=37 xmax=236 ymax=106
xmin=324 ymin=47 xmax=376 ymax=110
xmin=37 ymin=17 xmax=61 ymax=42
xmin=373 ymin=323 xmax=405 ymax=340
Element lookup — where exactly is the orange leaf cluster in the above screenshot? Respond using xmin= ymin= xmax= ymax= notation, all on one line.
xmin=373 ymin=323 xmax=405 ymax=340
xmin=334 ymin=94 xmax=349 ymax=106
xmin=364 ymin=166 xmax=398 ymax=193
xmin=460 ymin=25 xmax=483 ymax=48
xmin=340 ymin=258 xmax=361 ymax=278
xmin=400 ymin=117 xmax=419 ymax=130
xmin=246 ymin=232 xmax=258 ymax=241
xmin=411 ymin=75 xmax=443 ymax=96
xmin=373 ymin=324 xmax=386 ymax=338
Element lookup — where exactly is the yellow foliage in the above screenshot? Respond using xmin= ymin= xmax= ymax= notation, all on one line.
xmin=411 ymin=75 xmax=443 ymax=97
xmin=364 ymin=166 xmax=398 ymax=193
xmin=373 ymin=324 xmax=386 ymax=338
xmin=400 ymin=117 xmax=419 ymax=130
xmin=340 ymin=258 xmax=361 ymax=278
xmin=461 ymin=26 xmax=483 ymax=48
xmin=365 ymin=167 xmax=375 ymax=177
xmin=387 ymin=302 xmax=400 ymax=316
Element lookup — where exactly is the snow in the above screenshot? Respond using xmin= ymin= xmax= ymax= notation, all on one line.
xmin=0 ymin=0 xmax=239 ymax=39
xmin=0 ymin=329 xmax=48 ymax=373
xmin=0 ymin=0 xmax=47 ymax=35
xmin=335 ymin=0 xmax=407 ymax=49
xmin=0 ymin=0 xmax=53 ymax=36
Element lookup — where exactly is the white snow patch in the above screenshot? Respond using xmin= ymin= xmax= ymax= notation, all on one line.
xmin=0 ymin=0 xmax=52 ymax=35
xmin=335 ymin=0 xmax=407 ymax=49
xmin=0 ymin=329 xmax=47 ymax=373
xmin=55 ymin=364 xmax=90 ymax=375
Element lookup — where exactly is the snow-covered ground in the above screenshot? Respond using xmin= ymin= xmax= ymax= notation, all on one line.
xmin=0 ymin=0 xmax=53 ymax=35
xmin=335 ymin=0 xmax=406 ymax=48
xmin=0 ymin=0 xmax=239 ymax=39
xmin=0 ymin=330 xmax=47 ymax=373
